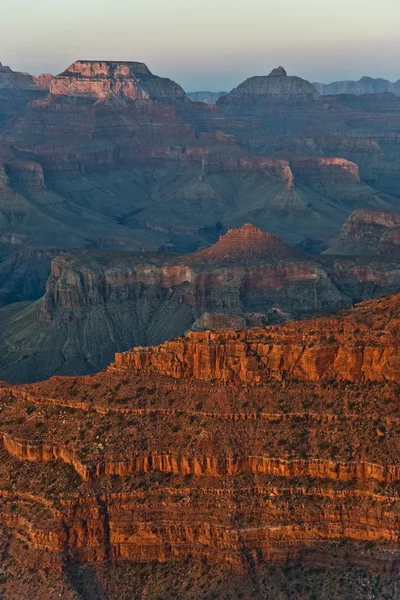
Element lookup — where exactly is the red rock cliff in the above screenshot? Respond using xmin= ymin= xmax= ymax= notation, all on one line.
xmin=114 ymin=294 xmax=400 ymax=384
xmin=1 ymin=294 xmax=400 ymax=589
xmin=49 ymin=60 xmax=188 ymax=102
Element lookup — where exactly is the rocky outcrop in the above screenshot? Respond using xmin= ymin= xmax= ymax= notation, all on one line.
xmin=49 ymin=60 xmax=188 ymax=102
xmin=326 ymin=209 xmax=400 ymax=255
xmin=219 ymin=67 xmax=320 ymax=105
xmin=2 ymin=59 xmax=400 ymax=323
xmin=291 ymin=156 xmax=360 ymax=182
xmin=194 ymin=223 xmax=296 ymax=261
xmin=0 ymin=63 xmax=38 ymax=90
xmin=4 ymin=159 xmax=46 ymax=194
xmin=0 ymin=159 xmax=14 ymax=195
xmin=114 ymin=294 xmax=400 ymax=384
xmin=33 ymin=73 xmax=53 ymax=90
xmin=0 ymin=63 xmax=47 ymax=127
xmin=2 ymin=56 xmax=400 ymax=596
xmin=2 ymin=59 xmax=400 ymax=262
xmin=191 ymin=311 xmax=287 ymax=330
xmin=204 ymin=156 xmax=295 ymax=188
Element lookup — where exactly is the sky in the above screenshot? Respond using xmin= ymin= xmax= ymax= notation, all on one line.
xmin=2 ymin=0 xmax=400 ymax=91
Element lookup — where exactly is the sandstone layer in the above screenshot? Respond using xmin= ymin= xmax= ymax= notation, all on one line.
xmin=50 ymin=60 xmax=188 ymax=102
xmin=0 ymin=295 xmax=400 ymax=596
xmin=114 ymin=294 xmax=400 ymax=384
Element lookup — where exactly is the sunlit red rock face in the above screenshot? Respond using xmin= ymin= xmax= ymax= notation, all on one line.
xmin=1 ymin=294 xmax=400 ymax=594
xmin=2 ymin=60 xmax=199 ymax=177
xmin=2 ymin=59 xmax=400 ymax=596
xmin=194 ymin=223 xmax=296 ymax=261
xmin=114 ymin=294 xmax=400 ymax=384
xmin=33 ymin=73 xmax=53 ymax=90
xmin=49 ymin=60 xmax=188 ymax=102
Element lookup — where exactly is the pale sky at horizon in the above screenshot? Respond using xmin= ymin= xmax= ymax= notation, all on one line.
xmin=2 ymin=0 xmax=400 ymax=91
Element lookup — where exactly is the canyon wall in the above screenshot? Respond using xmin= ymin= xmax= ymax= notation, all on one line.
xmin=0 ymin=294 xmax=400 ymax=585
xmin=3 ymin=223 xmax=400 ymax=382
xmin=114 ymin=295 xmax=400 ymax=384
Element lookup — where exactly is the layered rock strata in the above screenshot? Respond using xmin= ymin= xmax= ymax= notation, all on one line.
xmin=114 ymin=294 xmax=400 ymax=384
xmin=50 ymin=60 xmax=189 ymax=102
xmin=1 ymin=59 xmax=400 ymax=272
xmin=219 ymin=67 xmax=320 ymax=105
xmin=3 ymin=224 xmax=400 ymax=381
xmin=326 ymin=208 xmax=400 ymax=254
xmin=0 ymin=295 xmax=400 ymax=586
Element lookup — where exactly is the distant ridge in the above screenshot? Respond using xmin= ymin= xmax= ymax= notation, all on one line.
xmin=187 ymin=91 xmax=227 ymax=104
xmin=314 ymin=76 xmax=400 ymax=96
xmin=218 ymin=66 xmax=320 ymax=104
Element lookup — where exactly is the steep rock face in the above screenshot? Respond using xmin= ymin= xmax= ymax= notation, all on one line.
xmin=326 ymin=209 xmax=400 ymax=255
xmin=0 ymin=159 xmax=13 ymax=195
xmin=4 ymin=159 xmax=46 ymax=194
xmin=114 ymin=294 xmax=400 ymax=384
xmin=50 ymin=60 xmax=188 ymax=102
xmin=1 ymin=295 xmax=400 ymax=591
xmin=291 ymin=156 xmax=360 ymax=182
xmin=2 ymin=59 xmax=400 ymax=313
xmin=191 ymin=311 xmax=284 ymax=330
xmin=218 ymin=68 xmax=400 ymax=137
xmin=314 ymin=76 xmax=400 ymax=96
xmin=3 ymin=223 xmax=400 ymax=381
xmin=204 ymin=156 xmax=294 ymax=187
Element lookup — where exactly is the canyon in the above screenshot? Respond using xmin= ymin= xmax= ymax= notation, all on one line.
xmin=0 ymin=294 xmax=399 ymax=597
xmin=2 ymin=57 xmax=400 ymax=597
xmin=2 ymin=61 xmax=400 ymax=310
xmin=2 ymin=221 xmax=400 ymax=382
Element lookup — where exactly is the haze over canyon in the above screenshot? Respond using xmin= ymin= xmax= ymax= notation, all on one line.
xmin=1 ymin=54 xmax=400 ymax=598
